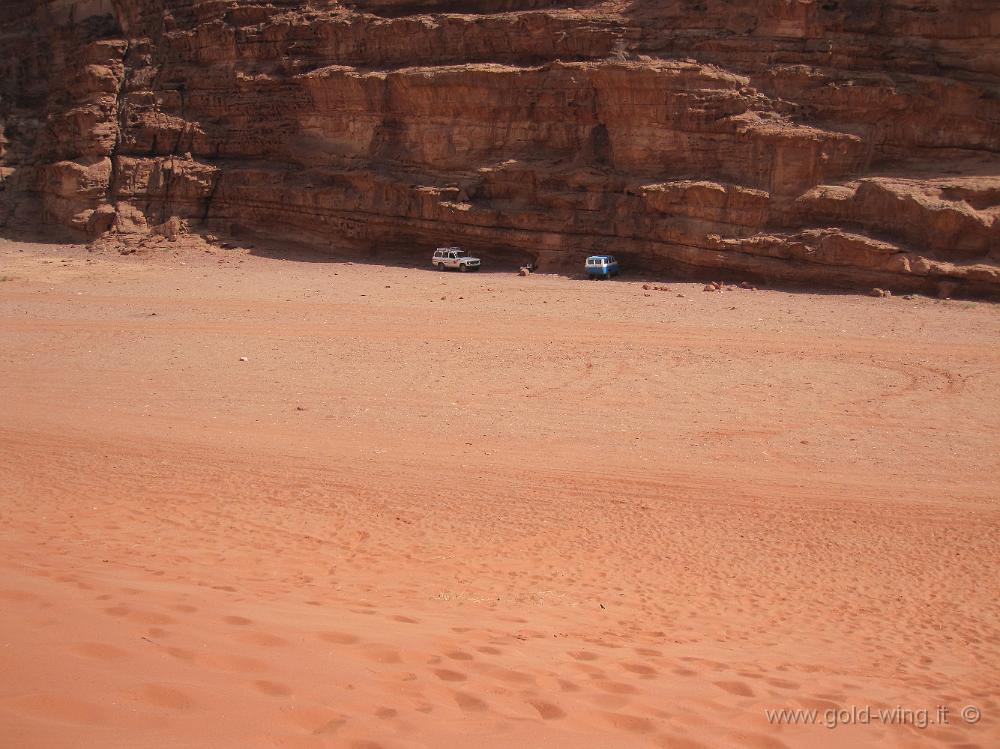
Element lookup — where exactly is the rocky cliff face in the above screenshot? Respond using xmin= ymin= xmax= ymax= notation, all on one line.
xmin=2 ymin=0 xmax=999 ymax=294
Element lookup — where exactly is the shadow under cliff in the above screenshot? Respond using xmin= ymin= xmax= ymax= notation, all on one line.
xmin=3 ymin=219 xmax=994 ymax=302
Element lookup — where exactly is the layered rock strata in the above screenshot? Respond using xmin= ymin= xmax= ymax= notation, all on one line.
xmin=2 ymin=0 xmax=998 ymax=293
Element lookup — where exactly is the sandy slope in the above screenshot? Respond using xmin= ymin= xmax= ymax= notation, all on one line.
xmin=0 ymin=235 xmax=998 ymax=749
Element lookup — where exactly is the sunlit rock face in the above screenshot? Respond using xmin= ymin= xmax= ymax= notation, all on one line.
xmin=2 ymin=0 xmax=998 ymax=294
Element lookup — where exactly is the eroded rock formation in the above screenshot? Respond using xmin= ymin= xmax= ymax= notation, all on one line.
xmin=2 ymin=0 xmax=998 ymax=293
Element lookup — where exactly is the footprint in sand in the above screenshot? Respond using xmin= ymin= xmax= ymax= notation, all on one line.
xmin=235 ymin=630 xmax=289 ymax=647
xmin=657 ymin=733 xmax=709 ymax=749
xmin=480 ymin=665 xmax=534 ymax=685
xmin=70 ymin=642 xmax=129 ymax=661
xmin=283 ymin=706 xmax=346 ymax=734
xmin=557 ymin=678 xmax=581 ymax=692
xmin=728 ymin=730 xmax=791 ymax=749
xmin=620 ymin=662 xmax=658 ymax=677
xmin=714 ymin=680 xmax=755 ymax=697
xmin=454 ymin=691 xmax=489 ymax=713
xmin=166 ymin=646 xmax=196 ymax=662
xmin=164 ymin=646 xmax=267 ymax=673
xmin=498 ymin=615 xmax=529 ymax=624
xmin=208 ymin=653 xmax=268 ymax=673
xmin=591 ymin=678 xmax=638 ymax=695
xmin=104 ymin=605 xmax=175 ymax=625
xmin=600 ymin=711 xmax=656 ymax=734
xmin=253 ymin=680 xmax=293 ymax=697
xmin=130 ymin=610 xmax=176 ymax=625
xmin=433 ymin=668 xmax=467 ymax=682
xmin=362 ymin=644 xmax=403 ymax=664
xmin=528 ymin=700 xmax=566 ymax=720
xmin=135 ymin=684 xmax=197 ymax=710
xmin=317 ymin=630 xmax=361 ymax=645
xmin=766 ymin=677 xmax=800 ymax=690
xmin=796 ymin=696 xmax=839 ymax=711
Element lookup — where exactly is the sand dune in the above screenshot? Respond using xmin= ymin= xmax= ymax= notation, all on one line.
xmin=1 ymin=236 xmax=997 ymax=748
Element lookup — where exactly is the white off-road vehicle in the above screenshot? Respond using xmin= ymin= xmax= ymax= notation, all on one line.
xmin=433 ymin=247 xmax=480 ymax=272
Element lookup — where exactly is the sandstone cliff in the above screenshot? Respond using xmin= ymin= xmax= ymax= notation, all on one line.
xmin=2 ymin=0 xmax=998 ymax=294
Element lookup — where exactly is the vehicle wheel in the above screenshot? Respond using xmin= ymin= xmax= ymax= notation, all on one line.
xmin=437 ymin=263 xmax=445 ymax=271
xmin=459 ymin=264 xmax=468 ymax=272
